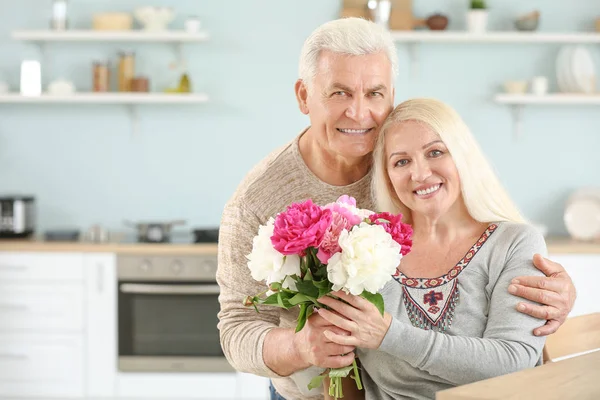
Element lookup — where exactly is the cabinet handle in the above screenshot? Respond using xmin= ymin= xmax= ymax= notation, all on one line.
xmin=0 ymin=304 xmax=29 ymax=312
xmin=96 ymin=263 xmax=104 ymax=293
xmin=0 ymin=353 xmax=28 ymax=360
xmin=0 ymin=265 xmax=27 ymax=271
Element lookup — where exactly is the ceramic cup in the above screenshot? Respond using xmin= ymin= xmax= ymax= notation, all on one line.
xmin=531 ymin=76 xmax=548 ymax=95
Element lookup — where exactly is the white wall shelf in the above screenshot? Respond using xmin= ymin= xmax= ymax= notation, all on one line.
xmin=11 ymin=30 xmax=209 ymax=42
xmin=0 ymin=92 xmax=209 ymax=135
xmin=391 ymin=31 xmax=600 ymax=78
xmin=494 ymin=94 xmax=600 ymax=138
xmin=0 ymin=92 xmax=209 ymax=104
xmin=390 ymin=31 xmax=600 ymax=44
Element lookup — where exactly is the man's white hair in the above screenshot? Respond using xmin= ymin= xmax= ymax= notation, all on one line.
xmin=372 ymin=98 xmax=526 ymax=225
xmin=298 ymin=17 xmax=398 ymax=89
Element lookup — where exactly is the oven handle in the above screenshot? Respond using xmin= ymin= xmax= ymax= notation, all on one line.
xmin=119 ymin=283 xmax=220 ymax=295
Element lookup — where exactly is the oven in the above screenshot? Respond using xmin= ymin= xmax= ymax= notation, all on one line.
xmin=117 ymin=254 xmax=233 ymax=373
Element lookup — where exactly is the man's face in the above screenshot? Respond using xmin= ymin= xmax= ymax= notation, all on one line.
xmin=297 ymin=50 xmax=394 ymax=159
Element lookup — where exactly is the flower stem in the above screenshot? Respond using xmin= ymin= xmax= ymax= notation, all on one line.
xmin=351 ymin=358 xmax=362 ymax=390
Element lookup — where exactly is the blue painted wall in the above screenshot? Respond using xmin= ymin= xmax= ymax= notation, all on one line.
xmin=0 ymin=0 xmax=599 ymax=236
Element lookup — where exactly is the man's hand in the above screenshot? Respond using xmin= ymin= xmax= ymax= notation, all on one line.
xmin=292 ymin=312 xmax=356 ymax=369
xmin=509 ymin=254 xmax=577 ymax=336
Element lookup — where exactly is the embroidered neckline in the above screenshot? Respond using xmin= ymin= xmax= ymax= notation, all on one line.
xmin=395 ymin=223 xmax=499 ymax=332
xmin=393 ymin=223 xmax=499 ymax=289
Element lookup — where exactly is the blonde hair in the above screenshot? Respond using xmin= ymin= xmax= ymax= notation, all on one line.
xmin=372 ymin=98 xmax=525 ymax=225
xmin=298 ymin=17 xmax=398 ymax=90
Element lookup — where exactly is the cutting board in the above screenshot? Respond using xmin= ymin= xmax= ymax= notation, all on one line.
xmin=340 ymin=0 xmax=414 ymax=30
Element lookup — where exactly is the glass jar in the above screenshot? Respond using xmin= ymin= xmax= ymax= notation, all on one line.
xmin=92 ymin=62 xmax=110 ymax=92
xmin=51 ymin=0 xmax=68 ymax=30
xmin=118 ymin=51 xmax=135 ymax=92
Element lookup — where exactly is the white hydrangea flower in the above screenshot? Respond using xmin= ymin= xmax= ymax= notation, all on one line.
xmin=246 ymin=218 xmax=301 ymax=287
xmin=327 ymin=222 xmax=401 ymax=295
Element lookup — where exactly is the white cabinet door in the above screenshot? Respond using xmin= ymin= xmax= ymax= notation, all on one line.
xmin=548 ymin=254 xmax=600 ymax=317
xmin=0 ymin=252 xmax=84 ymax=281
xmin=0 ymin=283 xmax=83 ymax=332
xmin=84 ymin=253 xmax=118 ymax=398
xmin=236 ymin=372 xmax=270 ymax=400
xmin=0 ymin=333 xmax=84 ymax=397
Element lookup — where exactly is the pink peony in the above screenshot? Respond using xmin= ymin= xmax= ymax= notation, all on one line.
xmin=271 ymin=199 xmax=332 ymax=255
xmin=369 ymin=212 xmax=413 ymax=256
xmin=324 ymin=195 xmax=363 ymax=228
xmin=317 ymin=212 xmax=347 ymax=263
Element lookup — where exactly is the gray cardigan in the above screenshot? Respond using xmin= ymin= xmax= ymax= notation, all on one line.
xmin=357 ymin=222 xmax=547 ymax=400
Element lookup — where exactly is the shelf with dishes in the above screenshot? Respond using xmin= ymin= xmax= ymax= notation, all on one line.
xmin=494 ymin=44 xmax=598 ymax=138
xmin=391 ymin=30 xmax=600 ymax=78
xmin=0 ymin=92 xmax=209 ymax=104
xmin=390 ymin=31 xmax=600 ymax=43
xmin=11 ymin=30 xmax=209 ymax=43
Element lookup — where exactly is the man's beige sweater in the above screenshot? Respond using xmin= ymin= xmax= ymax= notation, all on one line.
xmin=216 ymin=131 xmax=373 ymax=400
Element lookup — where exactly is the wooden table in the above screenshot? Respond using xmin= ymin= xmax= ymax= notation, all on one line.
xmin=436 ymin=350 xmax=600 ymax=400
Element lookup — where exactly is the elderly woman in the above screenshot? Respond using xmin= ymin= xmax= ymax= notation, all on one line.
xmin=318 ymin=98 xmax=547 ymax=400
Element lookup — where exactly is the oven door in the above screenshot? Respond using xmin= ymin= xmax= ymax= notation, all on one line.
xmin=118 ymin=281 xmax=233 ymax=372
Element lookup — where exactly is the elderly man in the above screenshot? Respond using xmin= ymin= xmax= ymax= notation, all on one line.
xmin=216 ymin=17 xmax=576 ymax=400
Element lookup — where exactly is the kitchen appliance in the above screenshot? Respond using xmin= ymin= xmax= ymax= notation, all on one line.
xmin=117 ymin=254 xmax=232 ymax=372
xmin=124 ymin=219 xmax=186 ymax=243
xmin=192 ymin=227 xmax=219 ymax=243
xmin=0 ymin=195 xmax=35 ymax=238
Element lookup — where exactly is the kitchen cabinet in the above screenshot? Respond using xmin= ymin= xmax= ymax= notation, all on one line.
xmin=0 ymin=252 xmax=85 ymax=398
xmin=84 ymin=253 xmax=118 ymax=398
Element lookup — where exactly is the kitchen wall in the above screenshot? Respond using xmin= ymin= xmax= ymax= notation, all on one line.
xmin=0 ymin=0 xmax=599 ymax=235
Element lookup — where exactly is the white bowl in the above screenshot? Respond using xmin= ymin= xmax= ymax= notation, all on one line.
xmin=133 ymin=7 xmax=174 ymax=31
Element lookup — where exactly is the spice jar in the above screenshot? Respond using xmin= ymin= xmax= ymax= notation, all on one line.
xmin=118 ymin=51 xmax=135 ymax=92
xmin=92 ymin=61 xmax=110 ymax=92
xmin=131 ymin=76 xmax=150 ymax=92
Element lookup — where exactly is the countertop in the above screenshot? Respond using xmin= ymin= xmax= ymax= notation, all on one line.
xmin=0 ymin=239 xmax=219 ymax=255
xmin=0 ymin=236 xmax=599 ymax=255
xmin=436 ymin=350 xmax=600 ymax=399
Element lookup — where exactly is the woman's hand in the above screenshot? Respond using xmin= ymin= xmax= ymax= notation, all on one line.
xmin=317 ymin=291 xmax=392 ymax=350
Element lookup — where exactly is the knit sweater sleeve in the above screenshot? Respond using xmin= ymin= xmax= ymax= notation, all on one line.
xmin=378 ymin=224 xmax=547 ymax=385
xmin=216 ymin=199 xmax=285 ymax=378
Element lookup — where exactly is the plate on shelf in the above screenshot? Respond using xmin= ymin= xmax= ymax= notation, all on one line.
xmin=570 ymin=46 xmax=596 ymax=94
xmin=556 ymin=46 xmax=575 ymax=93
xmin=564 ymin=194 xmax=600 ymax=241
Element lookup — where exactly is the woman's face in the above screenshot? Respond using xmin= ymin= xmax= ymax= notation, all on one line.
xmin=385 ymin=120 xmax=462 ymax=219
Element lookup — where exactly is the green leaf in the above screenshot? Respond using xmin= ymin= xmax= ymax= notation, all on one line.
xmin=305 ymin=304 xmax=315 ymax=319
xmin=308 ymin=374 xmax=327 ymax=390
xmin=261 ymin=292 xmax=292 ymax=309
xmin=295 ymin=279 xmax=319 ymax=298
xmin=269 ymin=281 xmax=281 ymax=291
xmin=313 ymin=279 xmax=333 ymax=298
xmin=360 ymin=291 xmax=385 ymax=316
xmin=288 ymin=293 xmax=314 ymax=306
xmin=295 ymin=303 xmax=308 ymax=333
xmin=303 ymin=268 xmax=314 ymax=281
xmin=328 ymin=365 xmax=354 ymax=378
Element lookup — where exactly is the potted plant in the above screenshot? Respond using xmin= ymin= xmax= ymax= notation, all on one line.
xmin=467 ymin=0 xmax=488 ymax=33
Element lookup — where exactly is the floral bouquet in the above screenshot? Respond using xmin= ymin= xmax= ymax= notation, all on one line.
xmin=244 ymin=195 xmax=412 ymax=399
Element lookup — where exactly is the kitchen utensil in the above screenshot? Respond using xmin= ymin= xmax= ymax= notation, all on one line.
xmin=368 ymin=0 xmax=392 ymax=28
xmin=531 ymin=76 xmax=548 ymax=95
xmin=192 ymin=228 xmax=219 ymax=243
xmin=44 ymin=229 xmax=80 ymax=242
xmin=0 ymin=195 xmax=35 ymax=238
xmin=118 ymin=52 xmax=135 ymax=92
xmin=185 ymin=16 xmax=201 ymax=33
xmin=20 ymin=60 xmax=42 ymax=96
xmin=51 ymin=0 xmax=68 ymax=30
xmin=124 ymin=220 xmax=186 ymax=243
xmin=503 ymin=81 xmax=528 ymax=94
xmin=84 ymin=224 xmax=110 ymax=243
xmin=93 ymin=62 xmax=110 ymax=92
xmin=133 ymin=7 xmax=175 ymax=31
xmin=564 ymin=196 xmax=600 ymax=241
xmin=48 ymin=79 xmax=75 ymax=95
xmin=92 ymin=12 xmax=133 ymax=31
xmin=514 ymin=10 xmax=540 ymax=31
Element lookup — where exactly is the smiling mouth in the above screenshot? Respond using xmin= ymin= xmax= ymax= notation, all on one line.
xmin=414 ymin=184 xmax=442 ymax=196
xmin=337 ymin=128 xmax=373 ymax=135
